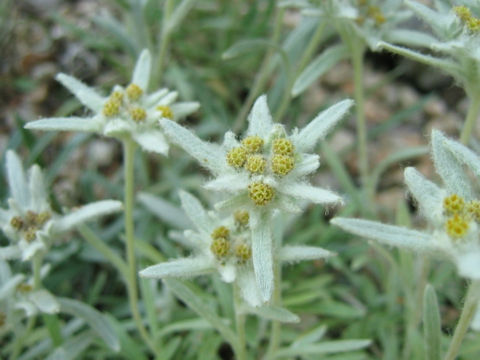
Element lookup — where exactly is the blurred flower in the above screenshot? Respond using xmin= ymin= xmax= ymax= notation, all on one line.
xmin=332 ymin=130 xmax=480 ymax=280
xmin=0 ymin=151 xmax=122 ymax=261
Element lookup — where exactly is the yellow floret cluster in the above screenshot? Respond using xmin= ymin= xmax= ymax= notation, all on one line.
xmin=210 ymin=237 xmax=230 ymax=259
xmin=248 ymin=182 xmax=274 ymax=206
xmin=157 ymin=105 xmax=174 ymax=119
xmin=242 ymin=136 xmax=264 ymax=153
xmin=271 ymin=154 xmax=294 ymax=176
xmin=102 ymin=98 xmax=121 ymax=117
xmin=211 ymin=226 xmax=230 ymax=240
xmin=466 ymin=200 xmax=480 ymax=221
xmin=443 ymin=194 xmax=465 ymax=214
xmin=245 ymin=154 xmax=266 ymax=174
xmin=235 ymin=243 xmax=252 ymax=263
xmin=234 ymin=210 xmax=249 ymax=227
xmin=454 ymin=5 xmax=480 ymax=32
xmin=226 ymin=147 xmax=248 ymax=168
xmin=445 ymin=214 xmax=469 ymax=239
xmin=355 ymin=1 xmax=386 ymax=26
xmin=10 ymin=210 xmax=51 ymax=243
xmin=130 ymin=107 xmax=147 ymax=122
xmin=126 ymin=83 xmax=143 ymax=101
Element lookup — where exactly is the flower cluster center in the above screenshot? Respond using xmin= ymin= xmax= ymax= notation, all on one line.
xmin=10 ymin=210 xmax=51 ymax=243
xmin=225 ymin=135 xmax=297 ymax=206
xmin=208 ymin=213 xmax=252 ymax=264
xmin=355 ymin=1 xmax=386 ymax=26
xmin=442 ymin=194 xmax=480 ymax=240
xmin=102 ymin=83 xmax=174 ymax=125
xmin=454 ymin=6 xmax=480 ymax=32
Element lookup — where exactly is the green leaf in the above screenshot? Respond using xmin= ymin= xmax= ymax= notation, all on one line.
xmin=275 ymin=339 xmax=371 ymax=358
xmin=250 ymin=305 xmax=300 ymax=323
xmin=292 ymin=44 xmax=348 ymax=97
xmin=164 ymin=279 xmax=239 ymax=351
xmin=58 ymin=297 xmax=120 ymax=352
xmin=45 ymin=331 xmax=94 ymax=360
xmin=423 ymin=284 xmax=441 ymax=360
xmin=166 ymin=0 xmax=198 ymax=33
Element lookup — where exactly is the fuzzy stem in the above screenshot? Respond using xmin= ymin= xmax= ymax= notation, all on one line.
xmin=351 ymin=43 xmax=368 ymax=190
xmin=460 ymin=92 xmax=480 ymax=145
xmin=233 ymin=284 xmax=247 ymax=360
xmin=265 ymin=260 xmax=282 ymax=359
xmin=233 ymin=7 xmax=285 ymax=132
xmin=444 ymin=280 xmax=480 ymax=360
xmin=123 ymin=138 xmax=157 ymax=354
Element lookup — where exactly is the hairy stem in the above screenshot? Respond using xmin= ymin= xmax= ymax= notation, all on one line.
xmin=444 ymin=280 xmax=480 ymax=360
xmin=460 ymin=92 xmax=480 ymax=145
xmin=265 ymin=260 xmax=282 ymax=359
xmin=233 ymin=284 xmax=247 ymax=360
xmin=351 ymin=43 xmax=368 ymax=190
xmin=123 ymin=138 xmax=157 ymax=354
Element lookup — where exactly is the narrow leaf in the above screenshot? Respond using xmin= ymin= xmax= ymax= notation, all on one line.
xmin=423 ymin=284 xmax=441 ymax=360
xmin=275 ymin=339 xmax=371 ymax=357
xmin=138 ymin=192 xmax=191 ymax=229
xmin=292 ymin=44 xmax=348 ymax=97
xmin=58 ymin=297 xmax=120 ymax=351
xmin=252 ymin=220 xmax=274 ymax=302
xmin=56 ymin=73 xmax=105 ymax=112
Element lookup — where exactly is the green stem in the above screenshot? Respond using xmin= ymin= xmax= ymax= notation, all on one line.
xmin=233 ymin=284 xmax=247 ymax=360
xmin=156 ymin=0 xmax=175 ymax=85
xmin=233 ymin=7 xmax=285 ymax=132
xmin=265 ymin=260 xmax=282 ymax=359
xmin=274 ymin=22 xmax=326 ymax=122
xmin=32 ymin=253 xmax=42 ymax=290
xmin=122 ymin=138 xmax=157 ymax=354
xmin=444 ymin=280 xmax=480 ymax=360
xmin=460 ymin=92 xmax=480 ymax=145
xmin=10 ymin=317 xmax=36 ymax=360
xmin=351 ymin=43 xmax=368 ymax=190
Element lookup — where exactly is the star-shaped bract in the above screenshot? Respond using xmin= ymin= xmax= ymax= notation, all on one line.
xmin=0 ymin=151 xmax=122 ymax=261
xmin=25 ymin=50 xmax=199 ymax=155
xmin=159 ymin=95 xmax=351 ymax=301
xmin=332 ymin=130 xmax=480 ymax=280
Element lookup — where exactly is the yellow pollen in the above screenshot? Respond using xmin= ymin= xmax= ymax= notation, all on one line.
xmin=235 ymin=243 xmax=252 ymax=263
xmin=110 ymin=91 xmax=124 ymax=103
xmin=234 ymin=210 xmax=249 ymax=226
xmin=226 ymin=147 xmax=247 ymax=168
xmin=443 ymin=194 xmax=465 ymax=214
xmin=241 ymin=136 xmax=263 ymax=153
xmin=248 ymin=182 xmax=274 ymax=206
xmin=130 ymin=107 xmax=147 ymax=122
xmin=466 ymin=200 xmax=480 ymax=222
xmin=157 ymin=105 xmax=174 ymax=119
xmin=17 ymin=283 xmax=33 ymax=293
xmin=10 ymin=216 xmax=24 ymax=230
xmin=210 ymin=237 xmax=230 ymax=259
xmin=103 ymin=99 xmax=121 ymax=117
xmin=271 ymin=154 xmax=294 ymax=176
xmin=467 ymin=17 xmax=480 ymax=31
xmin=445 ymin=214 xmax=469 ymax=239
xmin=126 ymin=83 xmax=143 ymax=101
xmin=272 ymin=138 xmax=294 ymax=156
xmin=211 ymin=226 xmax=230 ymax=240
xmin=245 ymin=155 xmax=266 ymax=174
xmin=24 ymin=227 xmax=37 ymax=242
xmin=455 ymin=5 xmax=472 ymax=22
xmin=367 ymin=6 xmax=385 ymax=25
xmin=37 ymin=211 xmax=51 ymax=226
xmin=25 ymin=211 xmax=38 ymax=226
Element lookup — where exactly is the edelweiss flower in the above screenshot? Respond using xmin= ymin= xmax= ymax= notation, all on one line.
xmin=299 ymin=0 xmax=411 ymax=50
xmin=0 ymin=260 xmax=59 ymax=328
xmin=139 ymin=191 xmax=334 ymax=309
xmin=378 ymin=1 xmax=480 ymax=96
xmin=158 ymin=96 xmax=350 ymax=301
xmin=0 ymin=151 xmax=122 ymax=261
xmin=25 ymin=49 xmax=199 ymax=154
xmin=332 ymin=130 xmax=480 ymax=280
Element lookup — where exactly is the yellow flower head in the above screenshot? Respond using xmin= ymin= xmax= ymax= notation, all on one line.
xmin=242 ymin=136 xmax=263 ymax=153
xmin=248 ymin=182 xmax=274 ymax=206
